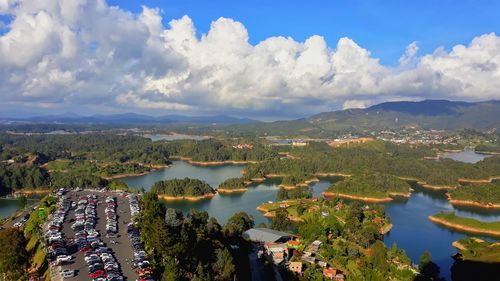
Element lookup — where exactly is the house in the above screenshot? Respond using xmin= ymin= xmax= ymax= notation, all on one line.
xmin=323 ymin=268 xmax=337 ymax=279
xmin=265 ymin=243 xmax=287 ymax=265
xmin=243 ymin=228 xmax=294 ymax=243
xmin=307 ymin=240 xmax=322 ymax=253
xmin=289 ymin=261 xmax=303 ymax=275
xmin=301 ymin=255 xmax=316 ymax=264
xmin=318 ymin=261 xmax=327 ymax=268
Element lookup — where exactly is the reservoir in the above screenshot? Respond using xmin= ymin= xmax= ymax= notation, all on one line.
xmin=119 ymin=160 xmax=500 ymax=280
xmin=440 ymin=149 xmax=491 ymax=163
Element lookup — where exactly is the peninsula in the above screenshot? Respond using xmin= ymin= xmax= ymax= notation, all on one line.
xmin=151 ymin=178 xmax=215 ymax=201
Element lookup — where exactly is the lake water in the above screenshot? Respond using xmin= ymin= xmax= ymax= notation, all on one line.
xmin=0 ymin=197 xmax=39 ymax=219
xmin=121 ymin=161 xmax=500 ymax=280
xmin=146 ymin=134 xmax=211 ymax=141
xmin=440 ymin=150 xmax=491 ymax=163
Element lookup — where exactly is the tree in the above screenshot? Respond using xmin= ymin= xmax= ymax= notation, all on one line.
xmin=213 ymin=248 xmax=235 ymax=281
xmin=269 ymin=208 xmax=291 ymax=231
xmin=371 ymin=241 xmax=389 ymax=274
xmin=18 ymin=195 xmax=27 ymax=209
xmin=416 ymin=250 xmax=444 ymax=281
xmin=165 ymin=208 xmax=184 ymax=228
xmin=162 ymin=256 xmax=181 ymax=281
xmin=0 ymin=228 xmax=29 ymax=280
xmin=223 ymin=212 xmax=254 ymax=240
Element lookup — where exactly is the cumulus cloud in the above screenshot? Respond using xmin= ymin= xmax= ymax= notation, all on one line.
xmin=0 ymin=0 xmax=499 ymax=118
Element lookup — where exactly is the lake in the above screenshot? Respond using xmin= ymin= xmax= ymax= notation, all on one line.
xmin=121 ymin=161 xmax=500 ymax=280
xmin=440 ymin=149 xmax=491 ymax=163
xmin=0 ymin=197 xmax=39 ymax=219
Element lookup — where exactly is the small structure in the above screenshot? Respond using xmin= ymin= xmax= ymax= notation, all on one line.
xmin=289 ymin=261 xmax=303 ymax=275
xmin=323 ymin=268 xmax=337 ymax=279
xmin=307 ymin=240 xmax=322 ymax=253
xmin=243 ymin=228 xmax=294 ymax=243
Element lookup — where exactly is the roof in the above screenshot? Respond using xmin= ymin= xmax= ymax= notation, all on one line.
xmin=243 ymin=228 xmax=293 ymax=243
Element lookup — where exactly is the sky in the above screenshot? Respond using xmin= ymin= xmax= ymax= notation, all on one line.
xmin=0 ymin=0 xmax=499 ymax=119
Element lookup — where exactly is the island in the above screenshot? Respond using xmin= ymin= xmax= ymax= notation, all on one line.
xmin=452 ymin=237 xmax=500 ymax=263
xmin=322 ymin=172 xmax=412 ymax=202
xmin=428 ymin=212 xmax=500 ymax=237
xmin=217 ymin=177 xmax=248 ymax=193
xmin=151 ymin=178 xmax=215 ymax=201
xmin=446 ymin=181 xmax=500 ymax=209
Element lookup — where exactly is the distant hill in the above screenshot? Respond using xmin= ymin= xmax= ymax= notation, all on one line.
xmin=223 ymin=100 xmax=500 ymax=136
xmin=309 ymin=100 xmax=500 ymax=131
xmin=2 ymin=113 xmax=259 ymax=125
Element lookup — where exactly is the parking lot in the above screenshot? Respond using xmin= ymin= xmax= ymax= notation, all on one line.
xmin=45 ymin=189 xmax=152 ymax=281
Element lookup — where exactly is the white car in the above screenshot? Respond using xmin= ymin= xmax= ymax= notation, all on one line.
xmin=56 ymin=255 xmax=73 ymax=263
xmin=60 ymin=269 xmax=75 ymax=278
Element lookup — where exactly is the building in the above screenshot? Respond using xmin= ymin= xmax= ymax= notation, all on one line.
xmin=323 ymin=268 xmax=337 ymax=279
xmin=243 ymin=228 xmax=294 ymax=243
xmin=289 ymin=261 xmax=303 ymax=275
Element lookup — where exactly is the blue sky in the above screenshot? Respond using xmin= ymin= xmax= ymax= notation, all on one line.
xmin=1 ymin=0 xmax=499 ymax=118
xmin=108 ymin=0 xmax=500 ymax=65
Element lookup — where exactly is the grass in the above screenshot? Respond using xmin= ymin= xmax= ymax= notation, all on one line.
xmin=455 ymin=237 xmax=500 ymax=263
xmin=433 ymin=212 xmax=500 ymax=232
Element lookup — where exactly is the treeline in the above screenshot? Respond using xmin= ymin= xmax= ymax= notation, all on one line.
xmin=139 ymin=193 xmax=255 ymax=280
xmin=243 ymin=140 xmax=500 ymax=186
xmin=0 ymin=133 xmax=170 ymax=165
xmin=0 ymin=164 xmax=50 ymax=194
xmin=218 ymin=178 xmax=247 ymax=190
xmin=164 ymin=139 xmax=278 ymax=162
xmin=327 ymin=172 xmax=411 ymax=198
xmin=448 ymin=182 xmax=500 ymax=204
xmin=276 ymin=186 xmax=312 ymax=201
xmin=291 ymin=201 xmax=415 ymax=280
xmin=151 ymin=178 xmax=214 ymax=197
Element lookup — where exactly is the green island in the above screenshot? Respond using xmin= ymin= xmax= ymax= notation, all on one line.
xmin=452 ymin=237 xmax=500 ymax=263
xmin=323 ymin=172 xmax=412 ymax=202
xmin=264 ymin=199 xmax=417 ymax=280
xmin=429 ymin=212 xmax=500 ymax=237
xmin=447 ymin=181 xmax=500 ymax=208
xmin=151 ymin=178 xmax=215 ymax=200
xmin=242 ymin=141 xmax=500 ymax=190
xmin=217 ymin=177 xmax=248 ymax=193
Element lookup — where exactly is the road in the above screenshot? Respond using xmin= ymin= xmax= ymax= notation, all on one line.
xmin=60 ymin=190 xmax=138 ymax=281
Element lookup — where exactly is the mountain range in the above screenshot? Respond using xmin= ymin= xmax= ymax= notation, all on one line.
xmin=1 ymin=113 xmax=259 ymax=125
xmin=224 ymin=100 xmax=500 ymax=136
xmin=2 ymin=100 xmax=500 ymax=133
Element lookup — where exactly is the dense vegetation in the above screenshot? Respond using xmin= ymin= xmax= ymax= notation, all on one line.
xmin=0 ymin=164 xmax=50 ymax=194
xmin=164 ymin=139 xmax=278 ymax=162
xmin=327 ymin=172 xmax=411 ymax=199
xmin=285 ymin=200 xmax=415 ymax=280
xmin=0 ymin=228 xmax=29 ymax=280
xmin=151 ymin=178 xmax=214 ymax=197
xmin=448 ymin=181 xmax=500 ymax=205
xmin=244 ymin=140 xmax=500 ymax=186
xmin=276 ymin=186 xmax=312 ymax=201
xmin=218 ymin=177 xmax=247 ymax=190
xmin=139 ymin=193 xmax=254 ymax=280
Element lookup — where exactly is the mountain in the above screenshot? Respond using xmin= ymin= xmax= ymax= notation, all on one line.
xmin=308 ymin=99 xmax=500 ymax=131
xmin=2 ymin=113 xmax=259 ymax=125
xmin=223 ymin=100 xmax=500 ymax=136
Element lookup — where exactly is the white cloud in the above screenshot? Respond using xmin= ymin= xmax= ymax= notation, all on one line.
xmin=0 ymin=0 xmax=499 ymax=118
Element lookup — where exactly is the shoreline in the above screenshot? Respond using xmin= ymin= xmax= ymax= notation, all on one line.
xmin=428 ymin=216 xmax=500 ymax=237
xmin=255 ymin=206 xmax=304 ymax=222
xmin=105 ymin=163 xmax=172 ymax=180
xmin=217 ymin=188 xmax=248 ymax=193
xmin=13 ymin=188 xmax=51 ymax=195
xmin=458 ymin=176 xmax=500 ymax=184
xmin=446 ymin=194 xmax=500 ymax=209
xmin=170 ymin=156 xmax=259 ymax=166
xmin=157 ymin=193 xmax=215 ymax=201
xmin=321 ymin=192 xmax=394 ymax=203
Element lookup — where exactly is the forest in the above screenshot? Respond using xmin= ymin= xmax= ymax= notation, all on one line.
xmin=151 ymin=178 xmax=215 ymax=197
xmin=243 ymin=140 xmax=500 ymax=187
xmin=447 ymin=181 xmax=500 ymax=205
xmin=218 ymin=177 xmax=247 ymax=190
xmin=138 ymin=192 xmax=255 ymax=280
xmin=326 ymin=172 xmax=411 ymax=199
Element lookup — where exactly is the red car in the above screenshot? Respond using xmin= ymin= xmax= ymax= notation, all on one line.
xmin=89 ymin=270 xmax=105 ymax=278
